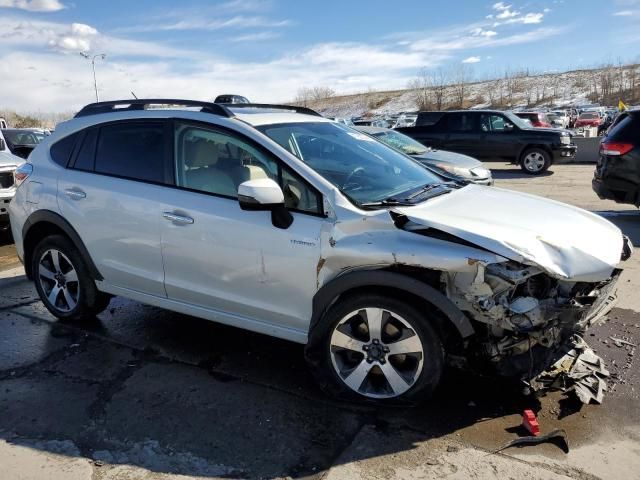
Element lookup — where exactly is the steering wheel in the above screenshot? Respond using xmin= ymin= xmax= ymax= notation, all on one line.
xmin=342 ymin=166 xmax=366 ymax=190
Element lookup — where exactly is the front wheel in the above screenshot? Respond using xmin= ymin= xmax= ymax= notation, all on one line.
xmin=32 ymin=235 xmax=111 ymax=321
xmin=520 ymin=148 xmax=551 ymax=175
xmin=306 ymin=294 xmax=444 ymax=404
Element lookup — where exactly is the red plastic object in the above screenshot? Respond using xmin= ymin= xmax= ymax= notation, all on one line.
xmin=522 ymin=409 xmax=540 ymax=436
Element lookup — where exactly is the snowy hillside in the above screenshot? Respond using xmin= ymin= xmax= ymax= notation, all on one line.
xmin=304 ymin=64 xmax=640 ymax=118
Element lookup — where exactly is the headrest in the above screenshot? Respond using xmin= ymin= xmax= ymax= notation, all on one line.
xmin=187 ymin=141 xmax=219 ymax=168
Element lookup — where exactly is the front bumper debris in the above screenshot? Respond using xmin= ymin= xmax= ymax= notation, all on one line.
xmin=529 ymin=336 xmax=609 ymax=404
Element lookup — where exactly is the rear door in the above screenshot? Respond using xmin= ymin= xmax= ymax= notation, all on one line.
xmin=440 ymin=112 xmax=480 ymax=157
xmin=57 ymin=120 xmax=171 ymax=297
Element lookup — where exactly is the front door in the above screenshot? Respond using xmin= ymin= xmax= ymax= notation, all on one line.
xmin=161 ymin=121 xmax=326 ymax=333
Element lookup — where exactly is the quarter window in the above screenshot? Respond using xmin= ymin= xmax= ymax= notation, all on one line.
xmin=94 ymin=122 xmax=166 ymax=183
xmin=50 ymin=132 xmax=80 ymax=167
xmin=174 ymin=122 xmax=322 ymax=214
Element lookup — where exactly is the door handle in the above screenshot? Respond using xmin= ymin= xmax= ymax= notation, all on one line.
xmin=163 ymin=212 xmax=194 ymax=225
xmin=64 ymin=188 xmax=86 ymax=200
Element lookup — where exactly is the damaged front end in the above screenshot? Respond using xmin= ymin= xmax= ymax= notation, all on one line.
xmin=447 ymin=260 xmax=623 ymax=403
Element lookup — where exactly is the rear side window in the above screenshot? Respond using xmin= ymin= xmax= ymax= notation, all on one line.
xmin=446 ymin=113 xmax=475 ymax=132
xmin=95 ymin=122 xmax=166 ymax=183
xmin=50 ymin=132 xmax=80 ymax=167
xmin=608 ymin=114 xmax=639 ymax=142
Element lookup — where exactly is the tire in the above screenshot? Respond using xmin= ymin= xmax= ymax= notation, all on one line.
xmin=520 ymin=148 xmax=551 ymax=175
xmin=31 ymin=234 xmax=111 ymax=321
xmin=305 ymin=294 xmax=444 ymax=405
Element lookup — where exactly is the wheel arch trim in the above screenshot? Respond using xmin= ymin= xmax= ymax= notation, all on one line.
xmin=311 ymin=270 xmax=475 ymax=339
xmin=22 ymin=210 xmax=103 ymax=281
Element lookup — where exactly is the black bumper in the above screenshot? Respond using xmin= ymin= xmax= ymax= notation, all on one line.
xmin=552 ymin=144 xmax=577 ymax=162
xmin=592 ymin=176 xmax=640 ymax=206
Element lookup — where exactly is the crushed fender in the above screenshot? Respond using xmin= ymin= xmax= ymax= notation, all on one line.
xmin=529 ymin=336 xmax=609 ymax=404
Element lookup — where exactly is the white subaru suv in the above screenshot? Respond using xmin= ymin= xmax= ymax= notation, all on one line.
xmin=9 ymin=100 xmax=631 ymax=403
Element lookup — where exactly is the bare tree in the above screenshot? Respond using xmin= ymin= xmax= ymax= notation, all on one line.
xmin=452 ymin=64 xmax=471 ymax=108
xmin=294 ymin=86 xmax=336 ymax=106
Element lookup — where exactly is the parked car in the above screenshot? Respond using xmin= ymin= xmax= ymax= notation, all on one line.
xmin=394 ymin=113 xmax=418 ymax=128
xmin=575 ymin=112 xmax=603 ymax=131
xmin=9 ymin=99 xmax=629 ymax=403
xmin=592 ymin=109 xmax=640 ymax=206
xmin=549 ymin=111 xmax=570 ymax=129
xmin=213 ymin=94 xmax=250 ymax=104
xmin=514 ymin=112 xmax=552 ymax=128
xmin=396 ymin=110 xmax=576 ymax=174
xmin=355 ymin=126 xmax=493 ymax=185
xmin=0 ymin=128 xmax=47 ymax=159
xmin=0 ymin=131 xmax=25 ymax=229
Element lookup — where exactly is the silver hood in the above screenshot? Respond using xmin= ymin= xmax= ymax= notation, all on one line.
xmin=393 ymin=185 xmax=624 ymax=282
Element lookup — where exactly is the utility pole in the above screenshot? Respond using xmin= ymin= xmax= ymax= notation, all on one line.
xmin=80 ymin=52 xmax=106 ymax=102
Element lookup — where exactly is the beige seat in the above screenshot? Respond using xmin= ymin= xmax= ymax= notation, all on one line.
xmin=184 ymin=141 xmax=237 ymax=197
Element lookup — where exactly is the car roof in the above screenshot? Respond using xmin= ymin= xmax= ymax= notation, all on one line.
xmin=230 ymin=107 xmax=331 ymax=127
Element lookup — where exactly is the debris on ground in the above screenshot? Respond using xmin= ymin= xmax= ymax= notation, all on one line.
xmin=530 ymin=336 xmax=610 ymax=404
xmin=522 ymin=409 xmax=540 ymax=436
xmin=609 ymin=336 xmax=637 ymax=348
xmin=492 ymin=429 xmax=569 ymax=455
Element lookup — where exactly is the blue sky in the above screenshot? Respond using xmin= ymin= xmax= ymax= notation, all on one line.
xmin=0 ymin=0 xmax=638 ymax=111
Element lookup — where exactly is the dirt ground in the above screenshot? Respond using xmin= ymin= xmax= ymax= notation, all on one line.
xmin=0 ymin=162 xmax=639 ymax=479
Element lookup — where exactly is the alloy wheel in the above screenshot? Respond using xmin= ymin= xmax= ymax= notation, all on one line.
xmin=37 ymin=249 xmax=79 ymax=312
xmin=329 ymin=307 xmax=424 ymax=399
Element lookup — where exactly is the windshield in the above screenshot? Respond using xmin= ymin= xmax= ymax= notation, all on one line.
xmin=580 ymin=113 xmax=598 ymax=119
xmin=2 ymin=130 xmax=44 ymax=145
xmin=372 ymin=130 xmax=429 ymax=155
xmin=505 ymin=112 xmax=532 ymax=129
xmin=258 ymin=122 xmax=446 ymax=206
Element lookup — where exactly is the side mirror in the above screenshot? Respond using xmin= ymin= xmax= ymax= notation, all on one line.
xmin=504 ymin=123 xmax=514 ymax=132
xmin=0 ymin=139 xmax=5 ymax=151
xmin=238 ymin=178 xmax=293 ymax=229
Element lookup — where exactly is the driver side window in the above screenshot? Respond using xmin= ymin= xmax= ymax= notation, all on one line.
xmin=174 ymin=122 xmax=323 ymax=215
xmin=480 ymin=114 xmax=507 ymax=132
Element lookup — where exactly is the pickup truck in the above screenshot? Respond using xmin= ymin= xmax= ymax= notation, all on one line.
xmin=396 ymin=110 xmax=576 ymax=174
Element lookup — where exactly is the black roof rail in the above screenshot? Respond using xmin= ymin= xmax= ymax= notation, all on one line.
xmin=224 ymin=103 xmax=322 ymax=117
xmin=74 ymin=99 xmax=233 ymax=118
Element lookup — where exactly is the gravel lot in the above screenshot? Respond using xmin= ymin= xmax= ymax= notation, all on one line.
xmin=0 ymin=162 xmax=639 ymax=480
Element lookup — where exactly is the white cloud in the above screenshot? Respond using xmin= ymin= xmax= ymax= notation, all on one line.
xmin=462 ymin=56 xmax=481 ymax=63
xmin=0 ymin=0 xmax=65 ymax=11
xmin=613 ymin=10 xmax=634 ymax=15
xmin=230 ymin=31 xmax=280 ymax=42
xmin=119 ymin=15 xmax=292 ymax=33
xmin=471 ymin=27 xmax=497 ymax=37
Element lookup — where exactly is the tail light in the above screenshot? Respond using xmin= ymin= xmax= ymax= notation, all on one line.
xmin=14 ymin=163 xmax=33 ymax=187
xmin=600 ymin=142 xmax=634 ymax=156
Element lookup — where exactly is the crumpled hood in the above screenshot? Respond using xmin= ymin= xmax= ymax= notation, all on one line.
xmin=393 ymin=185 xmax=624 ymax=281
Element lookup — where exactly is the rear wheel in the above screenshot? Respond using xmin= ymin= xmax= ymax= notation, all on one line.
xmin=306 ymin=294 xmax=444 ymax=404
xmin=32 ymin=235 xmax=110 ymax=321
xmin=520 ymin=148 xmax=551 ymax=175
